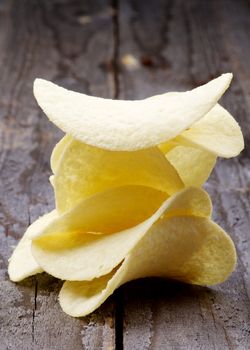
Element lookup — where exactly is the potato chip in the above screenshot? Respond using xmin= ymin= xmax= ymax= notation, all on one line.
xmin=50 ymin=134 xmax=73 ymax=173
xmin=8 ymin=235 xmax=42 ymax=282
xmin=8 ymin=212 xmax=56 ymax=281
xmin=53 ymin=140 xmax=183 ymax=213
xmin=28 ymin=186 xmax=168 ymax=239
xmin=176 ymin=104 xmax=244 ymax=157
xmin=33 ymin=74 xmax=232 ymax=151
xmin=31 ymin=187 xmax=212 ymax=281
xmin=166 ymin=145 xmax=216 ymax=187
xmin=59 ymin=216 xmax=236 ymax=317
xmin=52 ymin=135 xmax=216 ymax=211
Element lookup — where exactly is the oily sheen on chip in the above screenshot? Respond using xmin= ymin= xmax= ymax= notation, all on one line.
xmin=9 ymin=74 xmax=244 ymax=317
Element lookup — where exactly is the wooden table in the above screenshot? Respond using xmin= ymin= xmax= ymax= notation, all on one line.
xmin=0 ymin=1 xmax=249 ymax=349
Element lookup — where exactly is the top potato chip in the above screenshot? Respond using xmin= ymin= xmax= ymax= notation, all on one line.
xmin=34 ymin=73 xmax=232 ymax=151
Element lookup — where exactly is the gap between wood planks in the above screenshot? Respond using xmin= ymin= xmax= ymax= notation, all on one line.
xmin=111 ymin=0 xmax=124 ymax=348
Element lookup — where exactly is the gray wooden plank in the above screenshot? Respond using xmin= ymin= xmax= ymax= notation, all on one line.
xmin=118 ymin=0 xmax=250 ymax=349
xmin=0 ymin=1 xmax=116 ymax=349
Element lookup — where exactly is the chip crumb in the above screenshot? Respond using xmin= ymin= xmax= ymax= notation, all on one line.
xmin=121 ymin=54 xmax=140 ymax=70
xmin=77 ymin=15 xmax=92 ymax=25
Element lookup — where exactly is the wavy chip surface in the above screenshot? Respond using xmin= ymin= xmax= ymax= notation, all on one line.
xmin=60 ymin=215 xmax=236 ymax=317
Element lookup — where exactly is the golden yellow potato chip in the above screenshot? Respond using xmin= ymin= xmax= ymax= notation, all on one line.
xmin=59 ymin=216 xmax=236 ymax=317
xmin=54 ymin=140 xmax=183 ymax=213
xmin=33 ymin=74 xmax=232 ymax=151
xmin=177 ymin=104 xmax=244 ymax=157
xmin=28 ymin=185 xmax=168 ymax=239
xmin=8 ymin=212 xmax=56 ymax=281
xmin=166 ymin=145 xmax=216 ymax=187
xmin=31 ymin=187 xmax=212 ymax=281
xmin=50 ymin=134 xmax=73 ymax=173
xmin=8 ymin=235 xmax=43 ymax=282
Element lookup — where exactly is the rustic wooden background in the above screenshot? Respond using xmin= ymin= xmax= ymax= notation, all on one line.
xmin=0 ymin=0 xmax=249 ymax=349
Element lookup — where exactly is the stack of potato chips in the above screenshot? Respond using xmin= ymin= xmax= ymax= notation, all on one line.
xmin=9 ymin=73 xmax=244 ymax=317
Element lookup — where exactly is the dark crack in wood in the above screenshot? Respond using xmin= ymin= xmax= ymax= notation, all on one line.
xmin=111 ymin=0 xmax=120 ymax=99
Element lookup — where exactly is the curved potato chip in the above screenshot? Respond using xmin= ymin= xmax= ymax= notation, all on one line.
xmin=177 ymin=104 xmax=244 ymax=157
xmin=54 ymin=140 xmax=183 ymax=213
xmin=33 ymin=74 xmax=232 ymax=151
xmin=59 ymin=216 xmax=236 ymax=317
xmin=50 ymin=134 xmax=73 ymax=173
xmin=31 ymin=187 xmax=212 ymax=281
xmin=166 ymin=145 xmax=216 ymax=187
xmin=8 ymin=235 xmax=42 ymax=282
xmin=161 ymin=186 xmax=212 ymax=218
xmin=8 ymin=212 xmax=56 ymax=281
xmin=28 ymin=186 xmax=168 ymax=239
xmin=31 ymin=217 xmax=156 ymax=281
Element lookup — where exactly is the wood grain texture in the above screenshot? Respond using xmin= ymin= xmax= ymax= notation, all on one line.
xmin=0 ymin=1 xmax=116 ymax=349
xmin=118 ymin=1 xmax=250 ymax=349
xmin=1 ymin=0 xmax=250 ymax=350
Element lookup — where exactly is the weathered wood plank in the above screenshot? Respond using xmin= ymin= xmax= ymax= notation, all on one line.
xmin=118 ymin=1 xmax=250 ymax=349
xmin=1 ymin=1 xmax=250 ymax=349
xmin=0 ymin=1 xmax=116 ymax=349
